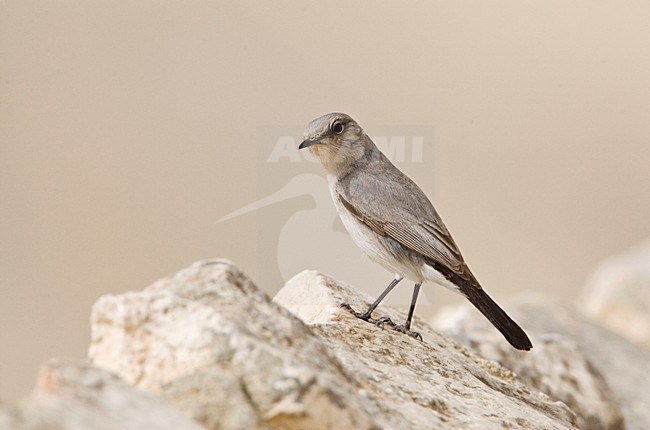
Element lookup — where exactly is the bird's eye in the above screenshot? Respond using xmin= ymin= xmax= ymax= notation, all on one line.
xmin=332 ymin=121 xmax=344 ymax=134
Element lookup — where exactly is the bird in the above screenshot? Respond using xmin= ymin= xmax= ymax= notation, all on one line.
xmin=298 ymin=112 xmax=533 ymax=350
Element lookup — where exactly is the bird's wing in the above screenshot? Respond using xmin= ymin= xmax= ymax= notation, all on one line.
xmin=337 ymin=173 xmax=475 ymax=283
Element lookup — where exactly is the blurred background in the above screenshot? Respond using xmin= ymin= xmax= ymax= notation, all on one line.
xmin=1 ymin=1 xmax=649 ymax=402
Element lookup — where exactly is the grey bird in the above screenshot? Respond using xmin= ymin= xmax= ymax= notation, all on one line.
xmin=298 ymin=112 xmax=532 ymax=350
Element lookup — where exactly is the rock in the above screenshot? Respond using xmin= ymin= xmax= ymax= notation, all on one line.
xmin=579 ymin=240 xmax=650 ymax=350
xmin=432 ymin=296 xmax=650 ymax=430
xmin=88 ymin=261 xmax=579 ymax=430
xmin=89 ymin=260 xmax=384 ymax=430
xmin=7 ymin=359 xmax=202 ymax=430
xmin=432 ymin=303 xmax=623 ymax=430
xmin=275 ymin=270 xmax=579 ymax=429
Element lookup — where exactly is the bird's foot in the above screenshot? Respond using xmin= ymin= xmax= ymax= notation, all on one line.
xmin=340 ymin=303 xmax=394 ymax=329
xmin=393 ymin=324 xmax=423 ymax=341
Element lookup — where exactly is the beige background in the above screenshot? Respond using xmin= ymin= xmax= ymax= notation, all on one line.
xmin=1 ymin=1 xmax=649 ymax=402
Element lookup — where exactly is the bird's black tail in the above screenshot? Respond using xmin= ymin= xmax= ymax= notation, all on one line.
xmin=460 ymin=284 xmax=533 ymax=351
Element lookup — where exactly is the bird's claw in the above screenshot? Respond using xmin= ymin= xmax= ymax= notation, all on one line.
xmin=393 ymin=324 xmax=423 ymax=341
xmin=339 ymin=303 xmax=421 ymax=339
xmin=340 ymin=303 xmax=394 ymax=329
xmin=374 ymin=316 xmax=394 ymax=330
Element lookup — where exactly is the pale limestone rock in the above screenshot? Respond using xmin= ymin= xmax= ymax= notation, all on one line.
xmin=580 ymin=240 xmax=650 ymax=350
xmin=89 ymin=260 xmax=383 ymax=430
xmin=433 ymin=296 xmax=650 ymax=430
xmin=433 ymin=305 xmax=623 ymax=430
xmin=87 ymin=260 xmax=580 ymax=430
xmin=275 ymin=270 xmax=579 ymax=430
xmin=10 ymin=359 xmax=202 ymax=430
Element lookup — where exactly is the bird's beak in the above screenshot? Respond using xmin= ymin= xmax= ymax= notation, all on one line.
xmin=299 ymin=138 xmax=320 ymax=149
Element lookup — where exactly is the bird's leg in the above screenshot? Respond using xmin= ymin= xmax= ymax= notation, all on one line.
xmin=393 ymin=283 xmax=423 ymax=341
xmin=340 ymin=277 xmax=402 ymax=329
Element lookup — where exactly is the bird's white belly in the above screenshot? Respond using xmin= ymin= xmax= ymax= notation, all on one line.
xmin=331 ymin=193 xmax=461 ymax=291
xmin=337 ymin=205 xmax=387 ymax=263
xmin=332 ymin=195 xmax=421 ymax=281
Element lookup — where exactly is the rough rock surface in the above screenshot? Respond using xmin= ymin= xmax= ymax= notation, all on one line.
xmin=432 ymin=304 xmax=623 ymax=430
xmin=579 ymin=240 xmax=650 ymax=350
xmin=89 ymin=261 xmax=578 ymax=430
xmin=89 ymin=260 xmax=382 ymax=430
xmin=433 ymin=296 xmax=650 ymax=430
xmin=1 ymin=359 xmax=202 ymax=430
xmin=275 ymin=271 xmax=581 ymax=430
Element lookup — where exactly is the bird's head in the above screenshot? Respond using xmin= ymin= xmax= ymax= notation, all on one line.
xmin=299 ymin=112 xmax=374 ymax=176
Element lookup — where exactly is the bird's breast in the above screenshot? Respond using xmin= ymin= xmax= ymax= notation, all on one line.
xmin=333 ymin=195 xmax=386 ymax=261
